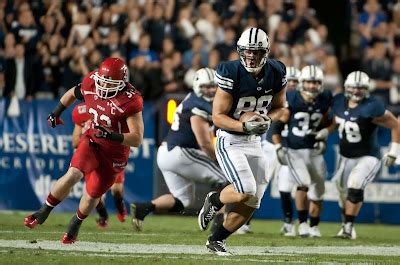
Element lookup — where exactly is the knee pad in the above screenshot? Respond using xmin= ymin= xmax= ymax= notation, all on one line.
xmin=297 ymin=186 xmax=309 ymax=192
xmin=347 ymin=188 xmax=364 ymax=203
xmin=244 ymin=195 xmax=260 ymax=209
xmin=169 ymin=197 xmax=185 ymax=213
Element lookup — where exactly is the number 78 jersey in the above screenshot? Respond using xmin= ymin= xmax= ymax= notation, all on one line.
xmin=332 ymin=93 xmax=385 ymax=158
xmin=79 ymin=70 xmax=143 ymax=149
xmin=215 ymin=60 xmax=286 ymax=127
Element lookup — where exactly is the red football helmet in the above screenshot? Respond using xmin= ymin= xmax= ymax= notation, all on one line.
xmin=94 ymin=58 xmax=128 ymax=99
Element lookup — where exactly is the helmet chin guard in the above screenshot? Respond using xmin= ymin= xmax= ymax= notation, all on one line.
xmin=94 ymin=57 xmax=128 ymax=99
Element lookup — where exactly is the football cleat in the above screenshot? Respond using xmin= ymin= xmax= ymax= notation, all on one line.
xmin=116 ymin=204 xmax=127 ymax=222
xmin=206 ymin=239 xmax=232 ymax=256
xmin=130 ymin=203 xmax=144 ymax=232
xmin=235 ymin=224 xmax=252 ymax=235
xmin=96 ymin=217 xmax=108 ymax=229
xmin=198 ymin=192 xmax=219 ymax=231
xmin=337 ymin=223 xmax=356 ymax=240
xmin=24 ymin=215 xmax=39 ymax=229
xmin=298 ymin=222 xmax=310 ymax=238
xmin=309 ymin=226 xmax=322 ymax=238
xmin=61 ymin=233 xmax=76 ymax=244
xmin=280 ymin=222 xmax=296 ymax=237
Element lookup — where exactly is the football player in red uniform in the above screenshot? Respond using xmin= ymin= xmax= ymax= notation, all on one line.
xmin=24 ymin=58 xmax=144 ymax=244
xmin=71 ymin=103 xmax=128 ymax=228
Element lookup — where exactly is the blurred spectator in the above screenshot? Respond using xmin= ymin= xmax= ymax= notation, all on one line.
xmin=122 ymin=7 xmax=142 ymax=52
xmin=207 ymin=48 xmax=220 ymax=70
xmin=143 ymin=3 xmax=167 ymax=53
xmin=284 ymin=0 xmax=319 ymax=44
xmin=171 ymin=5 xmax=195 ymax=52
xmin=160 ymin=57 xmax=183 ymax=94
xmin=182 ymin=34 xmax=208 ymax=69
xmin=362 ymin=39 xmax=392 ymax=105
xmin=93 ymin=7 xmax=113 ymax=46
xmin=184 ymin=53 xmax=202 ymax=89
xmin=66 ymin=9 xmax=91 ymax=48
xmin=195 ymin=3 xmax=222 ymax=51
xmin=129 ymin=32 xmax=159 ymax=69
xmin=322 ymin=56 xmax=342 ymax=95
xmin=160 ymin=37 xmax=176 ymax=60
xmin=3 ymin=33 xmax=16 ymax=58
xmin=358 ymin=0 xmax=386 ymax=49
xmin=214 ymin=27 xmax=236 ymax=62
xmin=99 ymin=28 xmax=126 ymax=58
xmin=4 ymin=43 xmax=35 ymax=100
xmin=12 ymin=9 xmax=40 ymax=54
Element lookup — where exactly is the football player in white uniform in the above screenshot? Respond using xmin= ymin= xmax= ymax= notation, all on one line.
xmin=272 ymin=65 xmax=332 ymax=237
xmin=261 ymin=67 xmax=300 ymax=237
xmin=325 ymin=71 xmax=399 ymax=239
xmin=197 ymin=27 xmax=287 ymax=255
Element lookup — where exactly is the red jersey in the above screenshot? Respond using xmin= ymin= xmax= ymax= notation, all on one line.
xmin=79 ymin=70 xmax=143 ymax=158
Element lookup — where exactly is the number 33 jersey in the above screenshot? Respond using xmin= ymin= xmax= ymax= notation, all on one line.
xmin=286 ymin=90 xmax=332 ymax=149
xmin=332 ymin=93 xmax=385 ymax=158
xmin=215 ymin=59 xmax=286 ymax=127
xmin=79 ymin=70 xmax=143 ymax=154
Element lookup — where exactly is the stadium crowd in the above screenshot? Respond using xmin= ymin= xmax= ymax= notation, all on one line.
xmin=0 ymin=0 xmax=399 ymax=112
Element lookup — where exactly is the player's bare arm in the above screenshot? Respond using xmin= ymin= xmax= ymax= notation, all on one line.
xmin=268 ymin=88 xmax=287 ymax=122
xmin=212 ymin=88 xmax=243 ymax=132
xmin=72 ymin=124 xmax=83 ymax=149
xmin=191 ymin=115 xmax=216 ymax=160
xmin=123 ymin=112 xmax=144 ymax=147
xmin=47 ymin=85 xmax=81 ymax=128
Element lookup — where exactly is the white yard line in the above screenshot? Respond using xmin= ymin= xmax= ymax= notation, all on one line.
xmin=0 ymin=240 xmax=400 ymax=256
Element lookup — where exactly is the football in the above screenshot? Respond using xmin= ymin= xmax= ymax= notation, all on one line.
xmin=239 ymin=112 xmax=264 ymax=122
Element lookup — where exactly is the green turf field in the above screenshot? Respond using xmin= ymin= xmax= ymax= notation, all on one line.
xmin=1 ymin=211 xmax=400 ymax=264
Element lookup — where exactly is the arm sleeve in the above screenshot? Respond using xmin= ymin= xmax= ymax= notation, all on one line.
xmin=74 ymin=83 xmax=84 ymax=101
xmin=215 ymin=63 xmax=235 ymax=95
xmin=370 ymin=99 xmax=386 ymax=118
xmin=126 ymin=94 xmax=144 ymax=117
xmin=191 ymin=107 xmax=212 ymax=122
xmin=274 ymin=60 xmax=287 ymax=93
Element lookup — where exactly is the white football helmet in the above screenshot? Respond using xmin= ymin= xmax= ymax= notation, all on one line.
xmin=299 ymin=65 xmax=324 ymax=99
xmin=286 ymin=67 xmax=301 ymax=81
xmin=344 ymin=71 xmax=370 ymax=101
xmin=193 ymin=67 xmax=217 ymax=102
xmin=237 ymin=27 xmax=270 ymax=73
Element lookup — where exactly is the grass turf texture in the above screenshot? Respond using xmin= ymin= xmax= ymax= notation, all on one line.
xmin=1 ymin=211 xmax=400 ymax=264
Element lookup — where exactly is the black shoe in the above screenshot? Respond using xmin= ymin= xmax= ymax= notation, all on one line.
xmin=206 ymin=239 xmax=232 ymax=256
xmin=198 ymin=192 xmax=219 ymax=231
xmin=130 ymin=203 xmax=146 ymax=231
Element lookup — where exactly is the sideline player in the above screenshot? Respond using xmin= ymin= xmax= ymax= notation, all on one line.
xmin=71 ymin=103 xmax=127 ymax=228
xmin=261 ymin=66 xmax=300 ymax=236
xmin=24 ymin=58 xmax=144 ymax=244
xmin=130 ymin=68 xmax=226 ymax=231
xmin=325 ymin=71 xmax=399 ymax=239
xmin=198 ymin=27 xmax=287 ymax=255
xmin=272 ymin=65 xmax=332 ymax=238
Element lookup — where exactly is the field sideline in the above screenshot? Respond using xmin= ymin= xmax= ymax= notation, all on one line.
xmin=1 ymin=211 xmax=400 ymax=264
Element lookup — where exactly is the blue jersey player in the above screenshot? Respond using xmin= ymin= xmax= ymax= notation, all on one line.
xmin=324 ymin=71 xmax=399 ymax=239
xmin=197 ymin=27 xmax=287 ymax=255
xmin=261 ymin=66 xmax=300 ymax=237
xmin=130 ymin=68 xmax=226 ymax=231
xmin=272 ymin=65 xmax=332 ymax=238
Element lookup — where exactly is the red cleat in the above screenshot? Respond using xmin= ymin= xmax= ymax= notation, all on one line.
xmin=24 ymin=215 xmax=39 ymax=229
xmin=116 ymin=206 xmax=127 ymax=222
xmin=96 ymin=217 xmax=108 ymax=229
xmin=61 ymin=233 xmax=76 ymax=244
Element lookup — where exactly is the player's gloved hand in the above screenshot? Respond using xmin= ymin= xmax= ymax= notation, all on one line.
xmin=94 ymin=125 xmax=124 ymax=143
xmin=243 ymin=115 xmax=271 ymax=135
xmin=313 ymin=141 xmax=326 ymax=155
xmin=315 ymin=128 xmax=329 ymax=141
xmin=47 ymin=113 xmax=64 ymax=128
xmin=383 ymin=142 xmax=400 ymax=167
xmin=275 ymin=143 xmax=288 ymax=165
